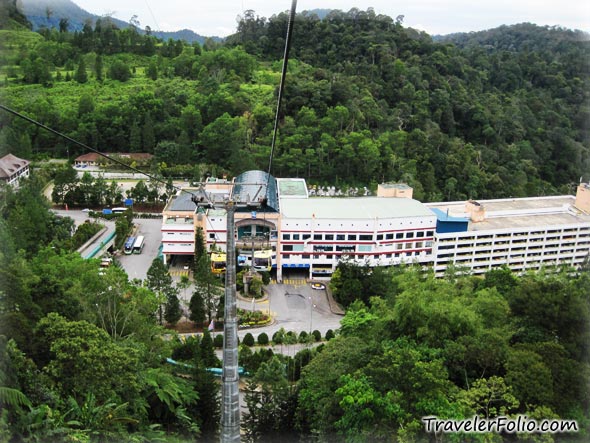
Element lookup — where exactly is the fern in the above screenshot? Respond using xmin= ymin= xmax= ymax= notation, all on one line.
xmin=0 ymin=386 xmax=31 ymax=408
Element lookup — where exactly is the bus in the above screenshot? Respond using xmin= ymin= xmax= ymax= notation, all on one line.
xmin=132 ymin=235 xmax=145 ymax=254
xmin=124 ymin=236 xmax=136 ymax=255
xmin=210 ymin=252 xmax=227 ymax=275
xmin=253 ymin=249 xmax=274 ymax=272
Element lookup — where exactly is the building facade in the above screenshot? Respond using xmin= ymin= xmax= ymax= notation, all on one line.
xmin=0 ymin=154 xmax=30 ymax=187
xmin=160 ymin=171 xmax=590 ymax=280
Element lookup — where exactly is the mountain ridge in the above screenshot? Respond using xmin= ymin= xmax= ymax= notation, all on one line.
xmin=17 ymin=0 xmax=220 ymax=43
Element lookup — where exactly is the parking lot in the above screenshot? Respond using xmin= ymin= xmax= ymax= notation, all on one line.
xmin=57 ymin=209 xmax=344 ymax=335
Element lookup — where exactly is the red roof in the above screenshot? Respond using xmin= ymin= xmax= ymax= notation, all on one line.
xmin=75 ymin=153 xmax=153 ymax=162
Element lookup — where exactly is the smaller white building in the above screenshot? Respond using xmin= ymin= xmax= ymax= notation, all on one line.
xmin=0 ymin=154 xmax=30 ymax=187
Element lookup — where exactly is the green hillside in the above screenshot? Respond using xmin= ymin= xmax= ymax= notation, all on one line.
xmin=1 ymin=10 xmax=589 ymax=202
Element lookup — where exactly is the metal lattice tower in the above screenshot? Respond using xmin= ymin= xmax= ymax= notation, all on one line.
xmin=220 ymin=202 xmax=240 ymax=442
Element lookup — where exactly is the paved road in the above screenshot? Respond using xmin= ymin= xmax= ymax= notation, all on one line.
xmin=56 ymin=209 xmax=344 ymax=335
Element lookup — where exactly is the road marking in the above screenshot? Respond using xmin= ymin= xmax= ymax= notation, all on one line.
xmin=170 ymin=270 xmax=189 ymax=277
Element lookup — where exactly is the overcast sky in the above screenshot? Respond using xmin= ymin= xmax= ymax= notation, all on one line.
xmin=73 ymin=0 xmax=590 ymax=37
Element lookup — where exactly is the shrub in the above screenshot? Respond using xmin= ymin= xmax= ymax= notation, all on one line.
xmin=213 ymin=334 xmax=223 ymax=348
xmin=257 ymin=332 xmax=269 ymax=345
xmin=298 ymin=331 xmax=309 ymax=343
xmin=285 ymin=331 xmax=297 ymax=344
xmin=272 ymin=330 xmax=284 ymax=344
xmin=259 ymin=271 xmax=271 ymax=285
xmin=243 ymin=332 xmax=255 ymax=347
xmin=312 ymin=329 xmax=322 ymax=342
xmin=325 ymin=329 xmax=335 ymax=340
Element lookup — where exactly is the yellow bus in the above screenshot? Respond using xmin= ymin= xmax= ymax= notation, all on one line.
xmin=253 ymin=249 xmax=274 ymax=272
xmin=210 ymin=252 xmax=227 ymax=274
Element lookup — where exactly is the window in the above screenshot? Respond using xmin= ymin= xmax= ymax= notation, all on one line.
xmin=406 ymin=232 xmax=414 ymax=239
xmin=314 ymin=234 xmax=322 ymax=240
xmin=348 ymin=234 xmax=357 ymax=241
xmin=386 ymin=233 xmax=394 ymax=240
xmin=293 ymin=234 xmax=300 ymax=240
xmin=302 ymin=234 xmax=311 ymax=240
xmin=283 ymin=245 xmax=293 ymax=252
xmin=209 ymin=233 xmax=216 ymax=239
xmin=359 ymin=234 xmax=372 ymax=241
xmin=417 ymin=231 xmax=424 ymax=238
xmin=396 ymin=233 xmax=404 ymax=239
xmin=325 ymin=234 xmax=334 ymax=240
xmin=358 ymin=245 xmax=372 ymax=252
xmin=283 ymin=254 xmax=290 ymax=259
xmin=376 ymin=234 xmax=384 ymax=240
xmin=337 ymin=234 xmax=345 ymax=241
xmin=427 ymin=231 xmax=434 ymax=237
xmin=283 ymin=234 xmax=291 ymax=240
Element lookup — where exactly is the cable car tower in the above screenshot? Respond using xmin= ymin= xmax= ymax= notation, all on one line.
xmin=192 ymin=1 xmax=297 ymax=441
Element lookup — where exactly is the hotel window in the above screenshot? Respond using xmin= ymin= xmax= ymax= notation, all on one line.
xmin=386 ymin=233 xmax=394 ymax=240
xmin=325 ymin=234 xmax=334 ymax=240
xmin=293 ymin=234 xmax=300 ymax=240
xmin=406 ymin=232 xmax=414 ymax=239
xmin=337 ymin=234 xmax=345 ymax=241
xmin=359 ymin=234 xmax=372 ymax=241
xmin=283 ymin=234 xmax=291 ymax=240
xmin=427 ymin=231 xmax=434 ymax=236
xmin=302 ymin=234 xmax=311 ymax=240
xmin=376 ymin=234 xmax=384 ymax=240
xmin=417 ymin=231 xmax=424 ymax=238
xmin=348 ymin=234 xmax=357 ymax=241
xmin=314 ymin=234 xmax=322 ymax=240
xmin=283 ymin=245 xmax=294 ymax=252
xmin=396 ymin=233 xmax=404 ymax=239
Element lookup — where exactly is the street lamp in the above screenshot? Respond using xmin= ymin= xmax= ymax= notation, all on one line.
xmin=309 ymin=296 xmax=316 ymax=335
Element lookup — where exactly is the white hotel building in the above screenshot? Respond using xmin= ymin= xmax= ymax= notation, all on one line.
xmin=160 ymin=170 xmax=590 ymax=281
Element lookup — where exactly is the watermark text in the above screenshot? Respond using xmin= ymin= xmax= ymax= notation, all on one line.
xmin=422 ymin=416 xmax=578 ymax=434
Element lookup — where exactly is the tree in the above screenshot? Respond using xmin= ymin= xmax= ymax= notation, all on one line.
xmin=94 ymin=54 xmax=103 ymax=81
xmin=243 ymin=356 xmax=297 ymax=441
xmin=51 ymin=165 xmax=79 ymax=205
xmin=199 ymin=330 xmax=219 ymax=368
xmin=58 ymin=17 xmax=68 ymax=33
xmin=193 ymin=228 xmax=220 ymax=322
xmin=146 ymin=257 xmax=174 ymax=325
xmin=164 ymin=292 xmax=182 ymax=326
xmin=108 ymin=59 xmax=131 ymax=82
xmin=34 ymin=313 xmax=142 ymax=405
xmin=74 ymin=57 xmax=88 ymax=83
xmin=147 ymin=60 xmax=158 ymax=80
xmin=189 ymin=289 xmax=206 ymax=326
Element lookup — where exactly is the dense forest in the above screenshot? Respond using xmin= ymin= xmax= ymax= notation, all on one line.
xmin=0 ymin=4 xmax=589 ymax=201
xmin=1 ymin=2 xmax=590 ymax=442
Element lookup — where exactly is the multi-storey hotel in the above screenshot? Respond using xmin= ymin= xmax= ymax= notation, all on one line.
xmin=160 ymin=170 xmax=590 ymax=281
